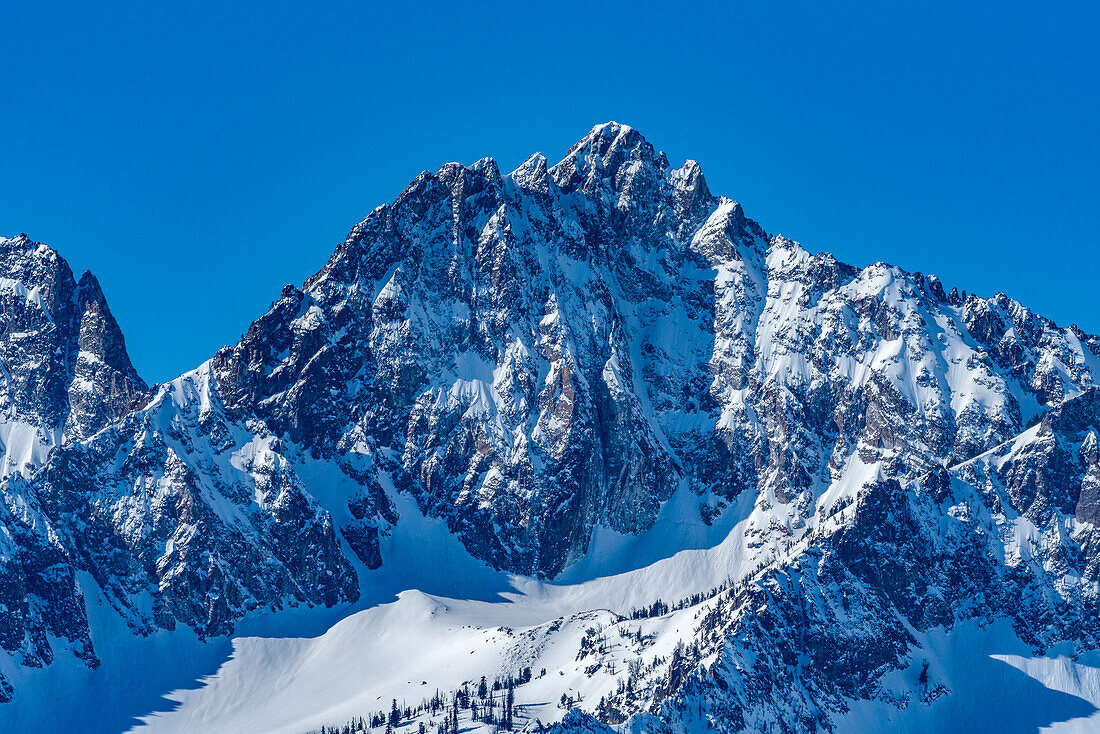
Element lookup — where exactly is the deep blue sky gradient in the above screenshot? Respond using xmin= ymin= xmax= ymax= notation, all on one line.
xmin=2 ymin=1 xmax=1098 ymax=382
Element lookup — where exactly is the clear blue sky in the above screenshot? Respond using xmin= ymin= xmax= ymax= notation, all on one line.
xmin=2 ymin=1 xmax=1097 ymax=383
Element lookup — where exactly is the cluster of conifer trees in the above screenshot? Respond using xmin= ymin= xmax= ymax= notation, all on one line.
xmin=314 ymin=667 xmax=535 ymax=734
xmin=626 ymin=581 xmax=731 ymax=620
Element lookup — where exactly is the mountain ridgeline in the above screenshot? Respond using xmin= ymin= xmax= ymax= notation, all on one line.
xmin=2 ymin=124 xmax=1099 ymax=732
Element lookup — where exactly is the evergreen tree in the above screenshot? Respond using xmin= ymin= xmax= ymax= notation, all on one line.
xmin=505 ymin=683 xmax=515 ymax=730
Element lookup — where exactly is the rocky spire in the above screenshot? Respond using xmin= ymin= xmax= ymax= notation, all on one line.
xmin=64 ymin=270 xmax=147 ymax=439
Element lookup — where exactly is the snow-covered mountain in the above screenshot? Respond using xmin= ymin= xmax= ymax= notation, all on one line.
xmin=0 ymin=233 xmax=147 ymax=698
xmin=3 ymin=123 xmax=1100 ymax=733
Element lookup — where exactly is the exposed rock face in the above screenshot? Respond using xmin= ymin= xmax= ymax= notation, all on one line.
xmin=0 ymin=236 xmax=356 ymax=700
xmin=36 ymin=365 xmax=360 ymax=640
xmin=207 ymin=129 xmax=726 ymax=577
xmin=3 ymin=125 xmax=1100 ymax=727
xmin=0 ymin=235 xmax=147 ymax=699
xmin=571 ymin=389 xmax=1100 ymax=732
xmin=0 ymin=234 xmax=145 ymax=448
xmin=201 ymin=123 xmax=1099 ymax=584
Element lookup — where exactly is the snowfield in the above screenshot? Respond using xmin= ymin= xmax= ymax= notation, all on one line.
xmin=6 ymin=461 xmax=1100 ymax=733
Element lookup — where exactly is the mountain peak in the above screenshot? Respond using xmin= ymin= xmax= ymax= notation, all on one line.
xmin=510 ymin=152 xmax=550 ymax=194
xmin=550 ymin=121 xmax=668 ymax=194
xmin=575 ymin=120 xmax=642 ymax=149
xmin=75 ymin=269 xmax=104 ymax=303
